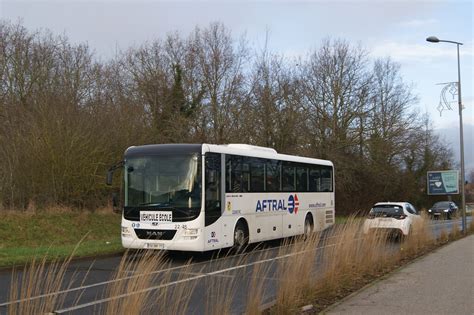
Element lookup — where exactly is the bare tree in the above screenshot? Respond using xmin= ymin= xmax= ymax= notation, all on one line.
xmin=192 ymin=22 xmax=249 ymax=143
xmin=301 ymin=39 xmax=371 ymax=159
xmin=0 ymin=20 xmax=455 ymax=212
xmin=246 ymin=43 xmax=302 ymax=153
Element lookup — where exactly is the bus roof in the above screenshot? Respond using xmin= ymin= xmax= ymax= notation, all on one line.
xmin=125 ymin=144 xmax=202 ymax=158
xmin=124 ymin=143 xmax=333 ymax=166
xmin=205 ymin=143 xmax=333 ymax=166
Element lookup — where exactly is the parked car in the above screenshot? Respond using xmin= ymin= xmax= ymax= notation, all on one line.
xmin=428 ymin=201 xmax=458 ymax=220
xmin=363 ymin=202 xmax=421 ymax=237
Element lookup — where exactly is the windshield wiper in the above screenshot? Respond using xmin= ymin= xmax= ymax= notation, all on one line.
xmin=139 ymin=202 xmax=171 ymax=207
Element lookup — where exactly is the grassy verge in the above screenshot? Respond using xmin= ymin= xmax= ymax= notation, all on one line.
xmin=0 ymin=210 xmax=122 ymax=267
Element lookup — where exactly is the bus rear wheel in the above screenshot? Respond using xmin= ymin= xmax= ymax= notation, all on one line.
xmin=233 ymin=221 xmax=248 ymax=253
xmin=304 ymin=215 xmax=314 ymax=240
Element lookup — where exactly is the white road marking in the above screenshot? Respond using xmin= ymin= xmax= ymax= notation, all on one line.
xmin=0 ymin=234 xmax=336 ymax=308
xmin=53 ymin=241 xmax=343 ymax=313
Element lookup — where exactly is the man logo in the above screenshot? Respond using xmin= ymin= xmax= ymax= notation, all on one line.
xmin=288 ymin=194 xmax=299 ymax=214
xmin=146 ymin=231 xmax=164 ymax=238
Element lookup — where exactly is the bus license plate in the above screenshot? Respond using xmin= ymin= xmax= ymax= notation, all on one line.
xmin=145 ymin=243 xmax=164 ymax=249
xmin=140 ymin=211 xmax=173 ymax=223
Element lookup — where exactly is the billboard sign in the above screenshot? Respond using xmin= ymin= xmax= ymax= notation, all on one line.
xmin=427 ymin=170 xmax=459 ymax=195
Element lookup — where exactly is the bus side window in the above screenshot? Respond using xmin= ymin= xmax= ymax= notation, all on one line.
xmin=241 ymin=157 xmax=250 ymax=192
xmin=226 ymin=156 xmax=232 ymax=192
xmin=265 ymin=159 xmax=281 ymax=192
xmin=321 ymin=167 xmax=333 ymax=192
xmin=282 ymin=162 xmax=296 ymax=192
xmin=205 ymin=153 xmax=221 ymax=226
xmin=226 ymin=155 xmax=242 ymax=193
xmin=309 ymin=167 xmax=321 ymax=192
xmin=296 ymin=166 xmax=308 ymax=192
xmin=250 ymin=158 xmax=265 ymax=192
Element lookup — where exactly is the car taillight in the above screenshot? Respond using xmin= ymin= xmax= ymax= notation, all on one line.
xmin=394 ymin=214 xmax=406 ymax=220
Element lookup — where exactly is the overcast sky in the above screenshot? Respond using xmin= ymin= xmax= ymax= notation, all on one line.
xmin=1 ymin=0 xmax=472 ymax=170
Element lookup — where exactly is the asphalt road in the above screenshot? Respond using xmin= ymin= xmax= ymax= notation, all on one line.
xmin=0 ymin=217 xmax=471 ymax=314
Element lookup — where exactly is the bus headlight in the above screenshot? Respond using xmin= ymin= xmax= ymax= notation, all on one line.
xmin=122 ymin=226 xmax=132 ymax=237
xmin=183 ymin=228 xmax=199 ymax=236
xmin=183 ymin=228 xmax=199 ymax=240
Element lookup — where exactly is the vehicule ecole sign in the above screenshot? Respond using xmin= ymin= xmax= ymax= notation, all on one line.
xmin=427 ymin=170 xmax=459 ymax=195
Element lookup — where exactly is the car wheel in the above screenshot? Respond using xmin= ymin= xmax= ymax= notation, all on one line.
xmin=233 ymin=221 xmax=248 ymax=253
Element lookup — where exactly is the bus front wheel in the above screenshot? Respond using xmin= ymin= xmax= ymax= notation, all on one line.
xmin=233 ymin=221 xmax=249 ymax=253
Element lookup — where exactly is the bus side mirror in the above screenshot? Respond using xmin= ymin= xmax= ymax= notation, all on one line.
xmin=112 ymin=192 xmax=120 ymax=213
xmin=106 ymin=160 xmax=124 ymax=186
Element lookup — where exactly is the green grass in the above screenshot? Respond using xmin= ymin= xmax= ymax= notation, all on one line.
xmin=0 ymin=211 xmax=123 ymax=267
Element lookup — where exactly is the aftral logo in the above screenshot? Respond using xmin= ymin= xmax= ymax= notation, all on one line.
xmin=255 ymin=194 xmax=299 ymax=214
xmin=287 ymin=194 xmax=299 ymax=214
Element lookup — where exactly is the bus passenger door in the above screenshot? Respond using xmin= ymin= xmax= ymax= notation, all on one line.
xmin=204 ymin=153 xmax=222 ymax=249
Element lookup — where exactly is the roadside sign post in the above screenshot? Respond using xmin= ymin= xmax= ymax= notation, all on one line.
xmin=427 ymin=170 xmax=459 ymax=195
xmin=427 ymin=170 xmax=465 ymax=232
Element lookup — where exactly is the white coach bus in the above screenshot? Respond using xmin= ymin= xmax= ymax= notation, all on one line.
xmin=107 ymin=144 xmax=335 ymax=252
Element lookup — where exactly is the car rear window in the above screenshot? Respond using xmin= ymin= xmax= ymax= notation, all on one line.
xmin=370 ymin=205 xmax=404 ymax=217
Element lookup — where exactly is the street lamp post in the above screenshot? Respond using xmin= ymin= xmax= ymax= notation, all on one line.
xmin=426 ymin=36 xmax=466 ymax=233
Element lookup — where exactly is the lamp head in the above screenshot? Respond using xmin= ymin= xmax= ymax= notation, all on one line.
xmin=426 ymin=36 xmax=440 ymax=43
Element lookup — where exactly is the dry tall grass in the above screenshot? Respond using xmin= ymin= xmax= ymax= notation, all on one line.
xmin=8 ymin=240 xmax=86 ymax=314
xmin=438 ymin=226 xmax=449 ymax=243
xmin=315 ymin=217 xmax=392 ymax=300
xmin=267 ymin=214 xmax=444 ymax=313
xmin=204 ymin=254 xmax=242 ymax=315
xmin=7 ymin=214 xmax=469 ymax=315
xmin=272 ymin=233 xmax=321 ymax=314
xmin=399 ymin=213 xmax=434 ymax=257
xmin=102 ymin=250 xmax=167 ymax=314
xmin=102 ymin=250 xmax=198 ymax=315
xmin=244 ymin=251 xmax=274 ymax=315
xmin=9 ymin=258 xmax=70 ymax=314
xmin=449 ymin=222 xmax=461 ymax=239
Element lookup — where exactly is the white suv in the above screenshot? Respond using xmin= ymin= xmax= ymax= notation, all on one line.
xmin=363 ymin=202 xmax=421 ymax=236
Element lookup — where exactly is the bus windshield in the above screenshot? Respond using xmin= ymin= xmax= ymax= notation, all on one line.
xmin=125 ymin=154 xmax=201 ymax=209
